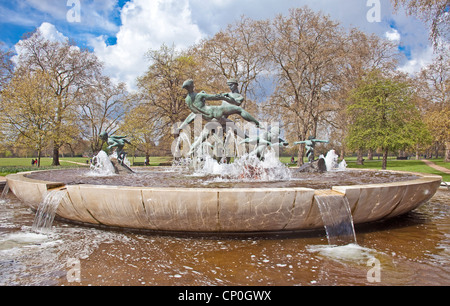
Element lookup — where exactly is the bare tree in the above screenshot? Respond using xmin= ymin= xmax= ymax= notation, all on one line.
xmin=416 ymin=52 xmax=450 ymax=161
xmin=137 ymin=44 xmax=197 ymax=140
xmin=256 ymin=7 xmax=346 ymax=165
xmin=120 ymin=102 xmax=163 ymax=162
xmin=391 ymin=0 xmax=450 ymax=48
xmin=0 ymin=69 xmax=56 ymax=166
xmin=79 ymin=73 xmax=130 ymax=154
xmin=0 ymin=43 xmax=13 ymax=91
xmin=15 ymin=29 xmax=102 ymax=165
xmin=192 ymin=17 xmax=268 ymax=109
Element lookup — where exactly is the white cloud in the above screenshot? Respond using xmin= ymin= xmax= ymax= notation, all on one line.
xmin=93 ymin=0 xmax=401 ymax=90
xmin=398 ymin=46 xmax=435 ymax=75
xmin=385 ymin=29 xmax=401 ymax=42
xmin=22 ymin=0 xmax=120 ymax=34
xmin=12 ymin=22 xmax=69 ymax=66
xmin=81 ymin=0 xmax=121 ymax=33
xmin=13 ymin=0 xmax=430 ymax=91
xmin=38 ymin=22 xmax=68 ymax=43
xmin=90 ymin=0 xmax=204 ymax=91
xmin=24 ymin=0 xmax=67 ymax=20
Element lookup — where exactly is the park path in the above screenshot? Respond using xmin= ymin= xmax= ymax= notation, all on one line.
xmin=422 ymin=160 xmax=450 ymax=175
xmin=60 ymin=159 xmax=90 ymax=166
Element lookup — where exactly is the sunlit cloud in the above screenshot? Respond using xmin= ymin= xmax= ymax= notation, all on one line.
xmin=0 ymin=0 xmax=437 ymax=90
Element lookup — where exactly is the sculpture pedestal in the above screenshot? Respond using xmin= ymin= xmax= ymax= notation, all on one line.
xmin=297 ymin=158 xmax=327 ymax=173
xmin=110 ymin=158 xmax=134 ymax=174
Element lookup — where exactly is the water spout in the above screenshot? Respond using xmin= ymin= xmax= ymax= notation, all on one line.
xmin=194 ymin=149 xmax=291 ymax=181
xmin=32 ymin=189 xmax=67 ymax=233
xmin=89 ymin=151 xmax=116 ymax=176
xmin=315 ymin=192 xmax=357 ymax=246
xmin=324 ymin=150 xmax=347 ymax=171
xmin=1 ymin=182 xmax=9 ymax=199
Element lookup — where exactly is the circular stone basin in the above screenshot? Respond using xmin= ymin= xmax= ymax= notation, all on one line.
xmin=6 ymin=168 xmax=442 ymax=233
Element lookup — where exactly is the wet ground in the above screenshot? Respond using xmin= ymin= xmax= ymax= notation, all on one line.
xmin=0 ymin=188 xmax=448 ymax=286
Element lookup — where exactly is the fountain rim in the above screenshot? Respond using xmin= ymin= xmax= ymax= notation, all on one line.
xmin=5 ymin=168 xmax=442 ymax=233
xmin=5 ymin=167 xmax=442 ymax=193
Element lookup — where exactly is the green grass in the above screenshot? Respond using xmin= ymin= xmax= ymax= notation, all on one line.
xmin=281 ymin=156 xmax=448 ymax=181
xmin=129 ymin=156 xmax=173 ymax=166
xmin=0 ymin=157 xmax=89 ymax=176
xmin=345 ymin=158 xmax=449 ymax=182
xmin=0 ymin=156 xmax=174 ymax=176
xmin=433 ymin=159 xmax=450 ymax=170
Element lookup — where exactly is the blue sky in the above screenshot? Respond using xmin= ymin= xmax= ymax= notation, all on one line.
xmin=0 ymin=0 xmax=436 ymax=90
xmin=0 ymin=0 xmax=125 ymax=47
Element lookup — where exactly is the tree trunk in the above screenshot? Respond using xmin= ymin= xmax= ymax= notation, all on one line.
xmin=382 ymin=148 xmax=389 ymax=170
xmin=340 ymin=149 xmax=345 ymax=161
xmin=37 ymin=149 xmax=41 ymax=168
xmin=368 ymin=149 xmax=374 ymax=160
xmin=52 ymin=146 xmax=60 ymax=166
xmin=297 ymin=145 xmax=305 ymax=166
xmin=357 ymin=149 xmax=364 ymax=165
xmin=445 ymin=141 xmax=450 ymax=163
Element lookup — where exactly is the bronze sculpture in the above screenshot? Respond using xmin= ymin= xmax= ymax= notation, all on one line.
xmin=175 ymin=79 xmax=261 ymax=159
xmin=99 ymin=132 xmax=131 ymax=166
xmin=176 ymin=79 xmax=261 ymax=134
xmin=294 ymin=136 xmax=329 ymax=163
xmin=241 ymin=126 xmax=289 ymax=160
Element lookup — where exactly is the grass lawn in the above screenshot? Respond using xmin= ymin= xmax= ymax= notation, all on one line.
xmin=1 ymin=156 xmax=448 ymax=181
xmin=0 ymin=156 xmax=174 ymax=176
xmin=281 ymin=156 xmax=449 ymax=181
xmin=345 ymin=158 xmax=449 ymax=182
xmin=129 ymin=156 xmax=173 ymax=166
xmin=0 ymin=157 xmax=89 ymax=176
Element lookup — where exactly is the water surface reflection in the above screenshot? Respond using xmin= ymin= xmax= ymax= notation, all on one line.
xmin=0 ymin=189 xmax=448 ymax=286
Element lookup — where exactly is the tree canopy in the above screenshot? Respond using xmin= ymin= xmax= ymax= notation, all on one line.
xmin=347 ymin=71 xmax=431 ymax=169
xmin=0 ymin=5 xmax=448 ymax=164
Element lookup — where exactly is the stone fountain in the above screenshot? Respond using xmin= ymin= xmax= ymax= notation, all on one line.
xmin=5 ymin=79 xmax=442 ymax=234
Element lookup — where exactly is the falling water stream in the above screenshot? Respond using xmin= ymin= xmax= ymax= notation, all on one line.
xmin=32 ymin=189 xmax=67 ymax=233
xmin=315 ymin=194 xmax=357 ymax=246
xmin=309 ymin=193 xmax=373 ymax=266
xmin=0 ymin=183 xmax=9 ymax=199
